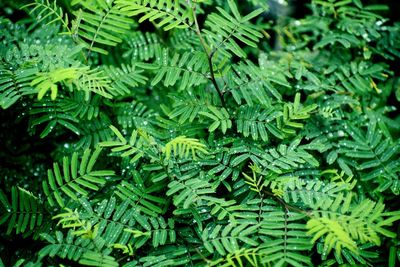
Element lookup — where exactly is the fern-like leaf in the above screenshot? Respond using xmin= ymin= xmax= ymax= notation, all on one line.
xmin=167 ymin=177 xmax=215 ymax=209
xmin=307 ymin=196 xmax=400 ymax=257
xmin=115 ymin=171 xmax=166 ymax=216
xmin=100 ymin=125 xmax=157 ymax=163
xmin=23 ymin=0 xmax=72 ymax=34
xmin=31 ymin=67 xmax=77 ymax=100
xmin=236 ymin=105 xmax=283 ymax=141
xmin=72 ymin=0 xmax=133 ymax=56
xmin=79 ymin=251 xmax=118 ymax=267
xmin=0 ymin=187 xmax=44 ymax=235
xmin=168 ymin=88 xmax=220 ymax=124
xmin=30 ymin=67 xmax=114 ymax=100
xmin=277 ymin=93 xmax=318 ymax=135
xmin=259 ymin=210 xmax=312 ymax=267
xmin=163 ymin=135 xmax=208 ymax=160
xmin=42 ymin=147 xmax=115 ymax=207
xmin=203 ymin=0 xmax=264 ymax=58
xmin=105 ymin=63 xmax=149 ymax=96
xmin=116 ymin=0 xmax=194 ymax=31
xmin=125 ymin=216 xmax=176 ymax=248
xmin=202 ymin=222 xmax=259 ymax=255
xmin=60 ymin=92 xmax=101 ymax=120
xmin=208 ymin=248 xmax=263 ymax=267
xmin=123 ymin=31 xmax=162 ymax=61
xmin=114 ymin=101 xmax=154 ymax=129
xmin=199 ymin=106 xmax=232 ymax=134
xmin=74 ymin=115 xmax=114 ymax=149
xmin=259 ymin=139 xmax=319 ymax=174
xmin=29 ymin=99 xmax=81 ymax=138
xmin=0 ymin=66 xmax=36 ymax=109
xmin=337 ymin=122 xmax=400 ymax=193
xmin=39 ymin=230 xmax=94 ymax=261
xmin=227 ymin=61 xmax=284 ymax=106
xmin=150 ymin=49 xmax=209 ymax=90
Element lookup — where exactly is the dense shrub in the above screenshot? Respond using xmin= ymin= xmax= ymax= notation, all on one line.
xmin=1 ymin=0 xmax=400 ymax=266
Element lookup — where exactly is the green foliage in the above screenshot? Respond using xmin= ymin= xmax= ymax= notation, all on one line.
xmin=31 ymin=67 xmax=78 ymax=100
xmin=150 ymin=49 xmax=209 ymax=90
xmin=307 ymin=197 xmax=400 ymax=256
xmin=100 ymin=126 xmax=157 ymax=163
xmin=115 ymin=0 xmax=194 ymax=31
xmin=42 ymin=147 xmax=115 ymax=207
xmin=0 ymin=187 xmax=45 ymax=236
xmin=203 ymin=0 xmax=264 ymax=58
xmin=163 ymin=135 xmax=208 ymax=160
xmin=24 ymin=0 xmax=72 ymax=33
xmin=200 ymin=106 xmax=232 ymax=134
xmin=227 ymin=61 xmax=285 ymax=106
xmin=1 ymin=0 xmax=400 ymax=266
xmin=71 ymin=0 xmax=134 ymax=56
xmin=0 ymin=67 xmax=36 ymax=109
xmin=259 ymin=210 xmax=312 ymax=267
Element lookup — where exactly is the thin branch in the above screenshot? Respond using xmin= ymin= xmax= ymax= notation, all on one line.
xmin=207 ymin=52 xmax=226 ymax=108
xmin=262 ymin=189 xmax=312 ymax=217
xmin=190 ymin=2 xmax=226 ymax=108
xmin=86 ymin=7 xmax=113 ymax=60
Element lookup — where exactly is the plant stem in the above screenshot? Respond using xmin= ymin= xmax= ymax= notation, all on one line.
xmin=191 ymin=3 xmax=226 ymax=108
xmin=262 ymin=189 xmax=311 ymax=216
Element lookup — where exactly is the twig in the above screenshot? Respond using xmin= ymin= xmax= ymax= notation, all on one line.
xmin=190 ymin=2 xmax=226 ymax=108
xmin=262 ymin=189 xmax=312 ymax=217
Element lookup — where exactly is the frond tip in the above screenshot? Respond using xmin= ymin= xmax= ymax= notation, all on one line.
xmin=307 ymin=197 xmax=400 ymax=257
xmin=116 ymin=0 xmax=194 ymax=31
xmin=163 ymin=136 xmax=208 ymax=160
xmin=203 ymin=0 xmax=264 ymax=58
xmin=31 ymin=68 xmax=77 ymax=100
xmin=31 ymin=67 xmax=114 ymax=101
